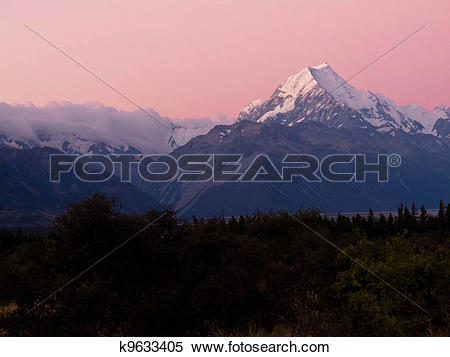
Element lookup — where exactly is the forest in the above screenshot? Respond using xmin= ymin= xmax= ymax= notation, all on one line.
xmin=0 ymin=194 xmax=449 ymax=336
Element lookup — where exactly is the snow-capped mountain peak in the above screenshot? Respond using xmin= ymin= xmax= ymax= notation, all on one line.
xmin=309 ymin=63 xmax=375 ymax=108
xmin=238 ymin=63 xmax=449 ymax=137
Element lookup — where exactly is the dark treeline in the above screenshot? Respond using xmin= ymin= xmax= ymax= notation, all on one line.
xmin=0 ymin=194 xmax=449 ymax=336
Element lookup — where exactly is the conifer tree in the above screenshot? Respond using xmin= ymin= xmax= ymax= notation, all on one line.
xmin=420 ymin=204 xmax=427 ymax=224
xmin=411 ymin=202 xmax=417 ymax=220
xmin=438 ymin=200 xmax=446 ymax=226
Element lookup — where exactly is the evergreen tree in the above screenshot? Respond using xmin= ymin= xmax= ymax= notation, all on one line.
xmin=438 ymin=200 xmax=446 ymax=227
xmin=446 ymin=204 xmax=450 ymax=228
xmin=378 ymin=214 xmax=388 ymax=236
xmin=411 ymin=202 xmax=417 ymax=220
xmin=419 ymin=204 xmax=428 ymax=232
xmin=387 ymin=213 xmax=395 ymax=234
xmin=420 ymin=205 xmax=427 ymax=223
xmin=397 ymin=202 xmax=404 ymax=226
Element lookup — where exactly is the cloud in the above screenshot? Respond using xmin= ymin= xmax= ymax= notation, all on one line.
xmin=0 ymin=102 xmax=234 ymax=152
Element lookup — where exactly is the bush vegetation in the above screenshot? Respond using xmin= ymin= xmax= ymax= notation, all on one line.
xmin=0 ymin=194 xmax=449 ymax=336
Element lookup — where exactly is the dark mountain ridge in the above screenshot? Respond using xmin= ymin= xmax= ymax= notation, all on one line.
xmin=143 ymin=120 xmax=450 ymax=217
xmin=0 ymin=147 xmax=161 ymax=227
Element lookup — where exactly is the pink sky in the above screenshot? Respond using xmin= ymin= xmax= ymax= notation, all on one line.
xmin=0 ymin=0 xmax=449 ymax=119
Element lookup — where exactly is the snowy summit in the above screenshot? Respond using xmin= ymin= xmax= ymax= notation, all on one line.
xmin=238 ymin=63 xmax=449 ymax=137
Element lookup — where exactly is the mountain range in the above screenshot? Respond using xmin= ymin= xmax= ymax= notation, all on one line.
xmin=0 ymin=102 xmax=222 ymax=154
xmin=0 ymin=147 xmax=161 ymax=227
xmin=238 ymin=63 xmax=450 ymax=136
xmin=148 ymin=120 xmax=450 ymax=217
xmin=146 ymin=63 xmax=450 ymax=216
xmin=1 ymin=63 xmax=449 ymax=224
